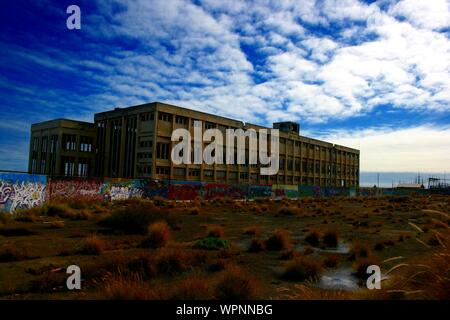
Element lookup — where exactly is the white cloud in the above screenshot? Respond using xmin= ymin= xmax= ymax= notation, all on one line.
xmin=319 ymin=126 xmax=450 ymax=172
xmin=389 ymin=0 xmax=450 ymax=30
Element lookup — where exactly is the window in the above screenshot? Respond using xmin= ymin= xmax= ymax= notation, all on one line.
xmin=141 ymin=113 xmax=154 ymax=122
xmin=174 ymin=168 xmax=186 ymax=176
xmin=62 ymin=156 xmax=75 ymax=176
xmin=139 ymin=139 xmax=153 ymax=148
xmin=41 ymin=137 xmax=47 ymax=153
xmin=204 ymin=170 xmax=213 ymax=178
xmin=205 ymin=122 xmax=214 ymax=129
xmin=32 ymin=137 xmax=39 ymax=152
xmin=137 ymin=165 xmax=152 ymax=175
xmin=78 ymin=158 xmax=90 ymax=177
xmin=156 ymin=142 xmax=170 ymax=159
xmin=189 ymin=169 xmax=200 ymax=177
xmin=279 ymin=157 xmax=285 ymax=170
xmin=295 ymin=160 xmax=300 ymax=172
xmin=137 ymin=152 xmax=152 ymax=159
xmin=158 ymin=112 xmax=172 ymax=122
xmin=229 ymin=172 xmax=238 ymax=180
xmin=287 ymin=158 xmax=293 ymax=171
xmin=216 ymin=171 xmax=226 ymax=179
xmin=50 ymin=135 xmax=58 ymax=153
xmin=156 ymin=166 xmax=169 ymax=175
xmin=80 ymin=136 xmax=93 ymax=152
xmin=40 ymin=159 xmax=46 ymax=173
xmin=240 ymin=172 xmax=248 ymax=179
xmin=62 ymin=134 xmax=77 ymax=151
xmin=175 ymin=116 xmax=187 ymax=125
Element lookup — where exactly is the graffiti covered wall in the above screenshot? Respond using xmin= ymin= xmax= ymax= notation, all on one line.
xmin=47 ymin=177 xmax=104 ymax=202
xmin=3 ymin=171 xmax=437 ymax=213
xmin=0 ymin=172 xmax=47 ymax=213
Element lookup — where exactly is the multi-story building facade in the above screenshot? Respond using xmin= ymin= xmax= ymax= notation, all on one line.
xmin=94 ymin=102 xmax=360 ymax=187
xmin=28 ymin=119 xmax=96 ymax=176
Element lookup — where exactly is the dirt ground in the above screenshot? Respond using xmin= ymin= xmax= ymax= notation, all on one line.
xmin=0 ymin=195 xmax=449 ymax=300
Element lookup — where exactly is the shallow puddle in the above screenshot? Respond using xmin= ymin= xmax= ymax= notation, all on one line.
xmin=317 ymin=268 xmax=360 ymax=291
xmin=295 ymin=242 xmax=350 ymax=254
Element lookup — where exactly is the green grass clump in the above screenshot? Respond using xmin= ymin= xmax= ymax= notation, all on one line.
xmin=195 ymin=237 xmax=230 ymax=250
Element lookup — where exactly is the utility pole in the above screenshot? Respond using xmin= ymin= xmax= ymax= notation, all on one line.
xmin=377 ymin=172 xmax=380 ymax=188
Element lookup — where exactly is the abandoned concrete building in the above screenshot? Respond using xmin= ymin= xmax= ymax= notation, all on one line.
xmin=29 ymin=119 xmax=96 ymax=177
xmin=29 ymin=102 xmax=360 ymax=187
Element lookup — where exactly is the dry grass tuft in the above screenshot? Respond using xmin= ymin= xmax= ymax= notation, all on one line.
xmin=322 ymin=230 xmax=339 ymax=248
xmin=98 ymin=274 xmax=164 ymax=300
xmin=49 ymin=220 xmax=65 ymax=229
xmin=265 ymin=229 xmax=291 ymax=251
xmin=215 ymin=265 xmax=259 ymax=300
xmin=248 ymin=239 xmax=265 ymax=253
xmin=80 ymin=235 xmax=105 ymax=255
xmin=141 ymin=221 xmax=171 ymax=248
xmin=172 ymin=277 xmax=213 ymax=299
xmin=304 ymin=230 xmax=321 ymax=247
xmin=207 ymin=225 xmax=225 ymax=238
xmin=282 ymin=256 xmax=323 ymax=282
xmin=0 ymin=245 xmax=30 ymax=262
xmin=242 ymin=226 xmax=260 ymax=236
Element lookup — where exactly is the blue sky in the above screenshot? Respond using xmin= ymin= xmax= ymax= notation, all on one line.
xmin=1 ymin=0 xmax=450 ymax=184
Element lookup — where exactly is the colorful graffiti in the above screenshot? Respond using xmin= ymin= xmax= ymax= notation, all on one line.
xmin=248 ymin=185 xmax=272 ymax=199
xmin=0 ymin=173 xmax=46 ymax=213
xmin=272 ymin=185 xmax=299 ymax=199
xmin=203 ymin=184 xmax=247 ymax=200
xmin=102 ymin=179 xmax=144 ymax=201
xmin=47 ymin=178 xmax=104 ymax=202
xmin=5 ymin=171 xmax=439 ymax=213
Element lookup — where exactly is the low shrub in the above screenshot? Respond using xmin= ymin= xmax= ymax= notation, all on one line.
xmin=242 ymin=226 xmax=260 ymax=236
xmin=141 ymin=221 xmax=171 ymax=248
xmin=189 ymin=207 xmax=201 ymax=215
xmin=172 ymin=277 xmax=213 ymax=300
xmin=323 ymin=254 xmax=339 ymax=268
xmin=248 ymin=239 xmax=265 ymax=253
xmin=278 ymin=206 xmax=298 ymax=216
xmin=282 ymin=256 xmax=323 ymax=281
xmin=304 ymin=230 xmax=321 ymax=247
xmin=207 ymin=225 xmax=225 ymax=238
xmin=99 ymin=203 xmax=172 ymax=234
xmin=14 ymin=207 xmax=42 ymax=222
xmin=265 ymin=229 xmax=291 ymax=251
xmin=49 ymin=221 xmax=65 ymax=229
xmin=80 ymin=235 xmax=105 ymax=255
xmin=0 ymin=227 xmax=37 ymax=237
xmin=0 ymin=246 xmax=30 ymax=262
xmin=374 ymin=242 xmax=384 ymax=251
xmin=322 ymin=230 xmax=339 ymax=248
xmin=0 ymin=213 xmax=13 ymax=224
xmin=348 ymin=243 xmax=372 ymax=261
xmin=45 ymin=204 xmax=76 ymax=218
